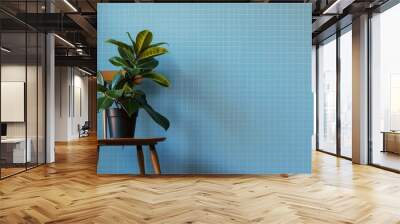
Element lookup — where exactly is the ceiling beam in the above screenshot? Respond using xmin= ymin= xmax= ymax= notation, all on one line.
xmin=55 ymin=55 xmax=96 ymax=71
xmin=67 ymin=13 xmax=97 ymax=46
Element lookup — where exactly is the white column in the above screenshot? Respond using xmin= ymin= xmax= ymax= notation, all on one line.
xmin=46 ymin=32 xmax=55 ymax=163
xmin=352 ymin=14 xmax=369 ymax=164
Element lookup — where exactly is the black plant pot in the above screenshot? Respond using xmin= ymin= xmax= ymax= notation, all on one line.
xmin=106 ymin=108 xmax=138 ymax=138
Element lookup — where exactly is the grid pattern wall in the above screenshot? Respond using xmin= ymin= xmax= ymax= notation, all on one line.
xmin=97 ymin=3 xmax=312 ymax=174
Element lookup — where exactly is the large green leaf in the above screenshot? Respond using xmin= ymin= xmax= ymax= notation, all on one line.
xmin=111 ymin=73 xmax=123 ymax=90
xmin=97 ymin=96 xmax=113 ymax=112
xmin=97 ymin=84 xmax=107 ymax=93
xmin=120 ymin=99 xmax=140 ymax=117
xmin=142 ymin=72 xmax=170 ymax=87
xmin=135 ymin=30 xmax=153 ymax=55
xmin=109 ymin=56 xmax=130 ymax=67
xmin=120 ymin=82 xmax=135 ymax=97
xmin=106 ymin=39 xmax=131 ymax=51
xmin=106 ymin=89 xmax=124 ymax=99
xmin=135 ymin=93 xmax=170 ymax=130
xmin=138 ymin=46 xmax=168 ymax=61
xmin=97 ymin=72 xmax=104 ymax=86
xmin=127 ymin=32 xmax=136 ymax=48
xmin=149 ymin=42 xmax=167 ymax=48
xmin=142 ymin=104 xmax=170 ymax=130
xmin=137 ymin=58 xmax=159 ymax=70
xmin=125 ymin=67 xmax=141 ymax=77
xmin=118 ymin=47 xmax=134 ymax=63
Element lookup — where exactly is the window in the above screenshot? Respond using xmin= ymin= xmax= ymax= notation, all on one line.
xmin=339 ymin=27 xmax=352 ymax=158
xmin=370 ymin=3 xmax=400 ymax=171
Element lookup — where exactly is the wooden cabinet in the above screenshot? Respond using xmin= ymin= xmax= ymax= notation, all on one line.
xmin=382 ymin=132 xmax=400 ymax=154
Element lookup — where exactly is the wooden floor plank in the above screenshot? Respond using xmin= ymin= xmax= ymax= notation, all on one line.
xmin=0 ymin=135 xmax=400 ymax=223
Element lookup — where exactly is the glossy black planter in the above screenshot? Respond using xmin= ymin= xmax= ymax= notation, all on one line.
xmin=106 ymin=108 xmax=138 ymax=138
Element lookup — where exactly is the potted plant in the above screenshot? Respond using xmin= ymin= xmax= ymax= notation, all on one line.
xmin=97 ymin=30 xmax=170 ymax=138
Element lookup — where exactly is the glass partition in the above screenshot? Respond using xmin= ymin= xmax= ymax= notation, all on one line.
xmin=0 ymin=1 xmax=46 ymax=179
xmin=38 ymin=32 xmax=46 ymax=165
xmin=27 ymin=31 xmax=38 ymax=169
xmin=317 ymin=35 xmax=337 ymax=154
xmin=0 ymin=31 xmax=28 ymax=177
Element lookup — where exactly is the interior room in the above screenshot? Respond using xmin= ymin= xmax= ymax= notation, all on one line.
xmin=1 ymin=0 xmax=400 ymax=223
xmin=54 ymin=66 xmax=94 ymax=141
xmin=0 ymin=12 xmax=46 ymax=178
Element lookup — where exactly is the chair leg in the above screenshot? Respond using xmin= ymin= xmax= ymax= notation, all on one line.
xmin=149 ymin=145 xmax=161 ymax=174
xmin=136 ymin=145 xmax=146 ymax=175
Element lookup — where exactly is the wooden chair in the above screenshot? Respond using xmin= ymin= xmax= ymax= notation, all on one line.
xmin=97 ymin=137 xmax=166 ymax=175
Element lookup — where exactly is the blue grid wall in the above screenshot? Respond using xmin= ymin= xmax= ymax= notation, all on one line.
xmin=97 ymin=3 xmax=313 ymax=174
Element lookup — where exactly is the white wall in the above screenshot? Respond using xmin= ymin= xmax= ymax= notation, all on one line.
xmin=55 ymin=67 xmax=69 ymax=141
xmin=1 ymin=63 xmax=46 ymax=164
xmin=55 ymin=67 xmax=89 ymax=141
xmin=1 ymin=65 xmax=40 ymax=137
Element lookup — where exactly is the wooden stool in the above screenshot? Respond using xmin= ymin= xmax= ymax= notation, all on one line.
xmin=97 ymin=137 xmax=166 ymax=175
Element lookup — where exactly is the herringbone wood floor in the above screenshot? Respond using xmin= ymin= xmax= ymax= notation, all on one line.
xmin=1 ymin=136 xmax=400 ymax=224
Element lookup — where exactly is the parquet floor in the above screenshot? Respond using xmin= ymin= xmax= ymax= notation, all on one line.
xmin=1 ymin=136 xmax=400 ymax=224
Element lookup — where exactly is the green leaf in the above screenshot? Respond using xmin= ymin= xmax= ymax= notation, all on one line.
xmin=137 ymin=58 xmax=159 ymax=70
xmin=111 ymin=74 xmax=123 ymax=90
xmin=109 ymin=56 xmax=129 ymax=67
xmin=118 ymin=47 xmax=134 ymax=63
xmin=125 ymin=67 xmax=141 ymax=77
xmin=97 ymin=84 xmax=107 ymax=93
xmin=135 ymin=30 xmax=153 ymax=55
xmin=139 ymin=46 xmax=168 ymax=61
xmin=142 ymin=72 xmax=170 ymax=87
xmin=106 ymin=89 xmax=124 ymax=99
xmin=135 ymin=93 xmax=170 ymax=130
xmin=120 ymin=99 xmax=140 ymax=117
xmin=122 ymin=82 xmax=133 ymax=92
xmin=149 ymin=42 xmax=167 ymax=48
xmin=97 ymin=72 xmax=104 ymax=86
xmin=142 ymin=104 xmax=170 ymax=130
xmin=106 ymin=39 xmax=131 ymax=51
xmin=127 ymin=32 xmax=136 ymax=48
xmin=97 ymin=96 xmax=113 ymax=112
xmin=120 ymin=83 xmax=135 ymax=97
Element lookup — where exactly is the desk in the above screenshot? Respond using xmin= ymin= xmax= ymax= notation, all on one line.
xmin=1 ymin=138 xmax=32 ymax=164
xmin=381 ymin=131 xmax=400 ymax=154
